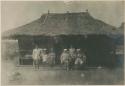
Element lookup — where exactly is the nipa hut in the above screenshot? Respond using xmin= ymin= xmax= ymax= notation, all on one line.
xmin=3 ymin=11 xmax=120 ymax=67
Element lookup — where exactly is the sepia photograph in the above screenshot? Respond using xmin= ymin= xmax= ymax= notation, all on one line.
xmin=1 ymin=1 xmax=124 ymax=85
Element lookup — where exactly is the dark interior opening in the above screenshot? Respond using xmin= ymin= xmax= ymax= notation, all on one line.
xmin=18 ymin=34 xmax=117 ymax=67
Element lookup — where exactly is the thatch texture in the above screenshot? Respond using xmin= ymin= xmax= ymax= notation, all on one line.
xmin=3 ymin=12 xmax=120 ymax=37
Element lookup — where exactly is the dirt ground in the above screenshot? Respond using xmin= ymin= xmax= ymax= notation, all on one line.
xmin=1 ymin=59 xmax=124 ymax=85
xmin=1 ymin=40 xmax=124 ymax=85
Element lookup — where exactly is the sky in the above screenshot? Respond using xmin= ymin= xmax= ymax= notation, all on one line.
xmin=1 ymin=1 xmax=124 ymax=32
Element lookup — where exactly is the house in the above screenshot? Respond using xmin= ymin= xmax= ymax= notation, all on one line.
xmin=3 ymin=11 xmax=123 ymax=67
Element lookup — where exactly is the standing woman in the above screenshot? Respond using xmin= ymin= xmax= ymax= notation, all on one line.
xmin=32 ymin=45 xmax=41 ymax=69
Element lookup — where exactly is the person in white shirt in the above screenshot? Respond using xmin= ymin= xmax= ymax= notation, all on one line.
xmin=32 ymin=45 xmax=41 ymax=69
xmin=69 ymin=47 xmax=77 ymax=70
xmin=60 ymin=49 xmax=70 ymax=70
xmin=42 ymin=48 xmax=49 ymax=64
xmin=75 ymin=49 xmax=84 ymax=69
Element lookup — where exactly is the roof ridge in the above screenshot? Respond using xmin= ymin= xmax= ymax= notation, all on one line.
xmin=41 ymin=11 xmax=89 ymax=16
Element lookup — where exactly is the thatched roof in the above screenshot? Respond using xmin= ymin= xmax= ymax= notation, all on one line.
xmin=3 ymin=12 xmax=119 ymax=37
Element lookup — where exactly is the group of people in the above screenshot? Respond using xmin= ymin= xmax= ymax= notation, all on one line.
xmin=32 ymin=46 xmax=56 ymax=69
xmin=32 ymin=45 xmax=87 ymax=70
xmin=60 ymin=48 xmax=86 ymax=70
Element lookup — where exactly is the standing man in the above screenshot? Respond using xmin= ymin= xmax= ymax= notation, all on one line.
xmin=60 ymin=49 xmax=70 ymax=71
xmin=69 ymin=47 xmax=76 ymax=70
xmin=32 ymin=45 xmax=41 ymax=69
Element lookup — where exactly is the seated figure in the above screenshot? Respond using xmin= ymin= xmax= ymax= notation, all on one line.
xmin=42 ymin=48 xmax=49 ymax=64
xmin=75 ymin=49 xmax=83 ymax=65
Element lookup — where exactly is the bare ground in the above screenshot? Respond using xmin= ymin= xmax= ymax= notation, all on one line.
xmin=1 ymin=40 xmax=124 ymax=85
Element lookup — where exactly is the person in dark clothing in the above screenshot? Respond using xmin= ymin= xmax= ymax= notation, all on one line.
xmin=48 ymin=48 xmax=56 ymax=67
